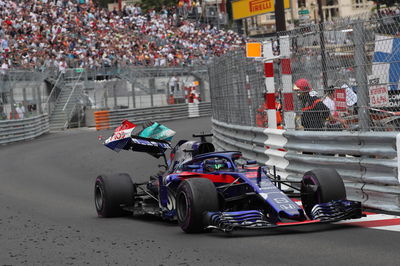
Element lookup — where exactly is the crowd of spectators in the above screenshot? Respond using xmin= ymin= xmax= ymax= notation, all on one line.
xmin=0 ymin=0 xmax=246 ymax=71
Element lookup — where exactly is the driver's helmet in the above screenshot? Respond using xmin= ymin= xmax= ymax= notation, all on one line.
xmin=204 ymin=159 xmax=227 ymax=172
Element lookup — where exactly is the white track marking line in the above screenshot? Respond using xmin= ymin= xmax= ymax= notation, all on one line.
xmin=369 ymin=225 xmax=400 ymax=232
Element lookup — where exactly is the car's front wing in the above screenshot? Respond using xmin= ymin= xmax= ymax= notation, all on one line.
xmin=205 ymin=200 xmax=364 ymax=232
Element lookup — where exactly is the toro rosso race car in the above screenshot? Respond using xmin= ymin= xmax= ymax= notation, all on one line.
xmin=94 ymin=120 xmax=364 ymax=233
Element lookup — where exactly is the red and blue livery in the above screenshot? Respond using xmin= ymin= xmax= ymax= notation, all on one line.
xmin=95 ymin=121 xmax=364 ymax=233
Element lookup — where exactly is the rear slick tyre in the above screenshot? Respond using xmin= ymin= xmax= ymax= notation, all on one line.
xmin=176 ymin=178 xmax=219 ymax=233
xmin=94 ymin=173 xmax=135 ymax=217
xmin=300 ymin=168 xmax=346 ymax=218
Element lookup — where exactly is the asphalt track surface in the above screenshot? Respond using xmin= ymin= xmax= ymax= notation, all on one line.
xmin=1 ymin=117 xmax=399 ymax=266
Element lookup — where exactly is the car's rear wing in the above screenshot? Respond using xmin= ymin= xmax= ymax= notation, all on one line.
xmin=128 ymin=136 xmax=171 ymax=157
xmin=103 ymin=120 xmax=174 ymax=158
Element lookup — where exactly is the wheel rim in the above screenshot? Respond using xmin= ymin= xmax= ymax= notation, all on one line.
xmin=95 ymin=184 xmax=104 ymax=211
xmin=177 ymin=191 xmax=189 ymax=222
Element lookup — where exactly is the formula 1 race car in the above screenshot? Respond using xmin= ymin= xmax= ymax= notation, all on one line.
xmin=94 ymin=120 xmax=364 ymax=233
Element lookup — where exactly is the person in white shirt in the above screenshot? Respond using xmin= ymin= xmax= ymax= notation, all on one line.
xmin=323 ymin=86 xmax=348 ymax=129
xmin=1 ymin=61 xmax=8 ymax=74
xmin=15 ymin=103 xmax=25 ymax=119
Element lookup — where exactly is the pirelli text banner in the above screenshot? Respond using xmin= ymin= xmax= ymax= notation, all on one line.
xmin=232 ymin=0 xmax=290 ymax=20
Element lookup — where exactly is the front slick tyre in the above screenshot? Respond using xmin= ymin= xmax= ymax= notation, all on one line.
xmin=176 ymin=178 xmax=218 ymax=233
xmin=300 ymin=168 xmax=346 ymax=218
xmin=94 ymin=173 xmax=135 ymax=217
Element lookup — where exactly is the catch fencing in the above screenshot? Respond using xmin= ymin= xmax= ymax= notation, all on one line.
xmin=0 ymin=66 xmax=209 ymax=130
xmin=91 ymin=102 xmax=212 ymax=130
xmin=85 ymin=66 xmax=209 ymax=110
xmin=210 ymin=14 xmax=400 ymax=213
xmin=209 ymin=14 xmax=400 ymax=132
xmin=0 ymin=70 xmax=47 ymax=121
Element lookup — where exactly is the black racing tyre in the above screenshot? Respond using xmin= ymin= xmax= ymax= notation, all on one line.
xmin=300 ymin=168 xmax=346 ymax=218
xmin=94 ymin=173 xmax=135 ymax=217
xmin=176 ymin=178 xmax=219 ymax=233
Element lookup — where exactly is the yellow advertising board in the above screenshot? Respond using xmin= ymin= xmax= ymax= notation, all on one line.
xmin=232 ymin=0 xmax=291 ymax=20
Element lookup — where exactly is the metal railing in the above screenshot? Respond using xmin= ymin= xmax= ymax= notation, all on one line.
xmin=211 ymin=118 xmax=400 ymax=213
xmin=101 ymin=102 xmax=211 ymax=129
xmin=62 ymin=70 xmax=84 ymax=112
xmin=45 ymin=72 xmax=63 ymax=116
xmin=0 ymin=114 xmax=49 ymax=145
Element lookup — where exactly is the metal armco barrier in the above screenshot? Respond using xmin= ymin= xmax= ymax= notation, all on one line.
xmin=283 ymin=130 xmax=399 ymax=212
xmin=0 ymin=114 xmax=49 ymax=145
xmin=212 ymin=118 xmax=289 ymax=179
xmin=212 ymin=118 xmax=400 ymax=213
xmin=94 ymin=102 xmax=211 ymax=130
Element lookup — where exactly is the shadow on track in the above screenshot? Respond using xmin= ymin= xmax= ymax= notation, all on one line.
xmin=205 ymin=223 xmax=361 ymax=238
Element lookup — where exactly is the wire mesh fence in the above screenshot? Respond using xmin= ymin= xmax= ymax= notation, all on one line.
xmin=209 ymin=50 xmax=265 ymax=127
xmin=0 ymin=71 xmax=47 ymax=121
xmin=210 ymin=13 xmax=400 ymax=131
xmin=0 ymin=65 xmax=210 ymax=131
xmin=85 ymin=66 xmax=209 ymax=110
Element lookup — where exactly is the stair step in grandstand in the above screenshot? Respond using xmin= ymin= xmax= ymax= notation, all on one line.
xmin=48 ymin=69 xmax=85 ymax=131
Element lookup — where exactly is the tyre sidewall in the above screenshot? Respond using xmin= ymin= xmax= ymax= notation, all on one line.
xmin=176 ymin=178 xmax=218 ymax=233
xmin=301 ymin=168 xmax=346 ymax=216
xmin=177 ymin=182 xmax=195 ymax=232
xmin=94 ymin=173 xmax=134 ymax=217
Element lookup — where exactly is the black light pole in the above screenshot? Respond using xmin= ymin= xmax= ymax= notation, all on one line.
xmin=274 ymin=0 xmax=286 ymax=32
xmin=317 ymin=0 xmax=328 ymax=90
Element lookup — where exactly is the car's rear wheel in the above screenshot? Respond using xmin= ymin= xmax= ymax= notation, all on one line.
xmin=176 ymin=178 xmax=219 ymax=233
xmin=300 ymin=168 xmax=346 ymax=218
xmin=95 ymin=173 xmax=135 ymax=217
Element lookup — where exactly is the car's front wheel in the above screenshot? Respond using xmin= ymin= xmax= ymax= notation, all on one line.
xmin=300 ymin=168 xmax=346 ymax=218
xmin=176 ymin=178 xmax=219 ymax=233
xmin=95 ymin=173 xmax=135 ymax=217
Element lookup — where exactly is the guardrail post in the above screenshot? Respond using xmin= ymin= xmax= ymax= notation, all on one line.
xmin=10 ymin=85 xmax=16 ymax=119
xmin=32 ymin=85 xmax=38 ymax=116
xmin=353 ymin=21 xmax=370 ymax=131
xmin=22 ymin=88 xmax=27 ymax=114
xmin=37 ymin=86 xmax=43 ymax=114
xmin=104 ymin=88 xmax=108 ymax=109
xmin=149 ymin=78 xmax=155 ymax=107
xmin=198 ymin=74 xmax=206 ymax=102
xmin=113 ymin=82 xmax=117 ymax=109
xmin=131 ymin=72 xmax=136 ymax=109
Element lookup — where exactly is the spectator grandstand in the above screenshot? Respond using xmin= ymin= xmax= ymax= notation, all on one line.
xmin=0 ymin=0 xmax=246 ymax=70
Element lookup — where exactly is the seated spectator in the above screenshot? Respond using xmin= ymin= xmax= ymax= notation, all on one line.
xmin=0 ymin=0 xmax=246 ymax=71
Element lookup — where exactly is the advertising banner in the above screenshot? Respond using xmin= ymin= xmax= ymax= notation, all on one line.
xmin=232 ymin=0 xmax=290 ymax=20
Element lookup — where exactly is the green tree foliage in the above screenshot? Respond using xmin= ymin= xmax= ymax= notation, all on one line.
xmin=139 ymin=0 xmax=177 ymax=12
